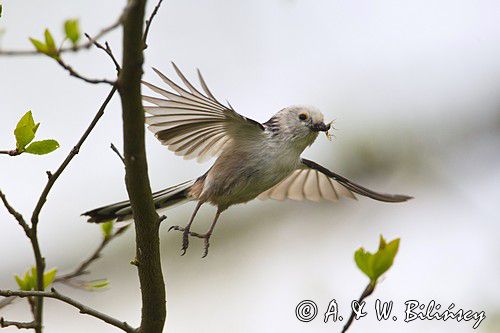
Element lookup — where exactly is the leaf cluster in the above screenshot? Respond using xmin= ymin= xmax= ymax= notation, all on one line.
xmin=29 ymin=20 xmax=81 ymax=59
xmin=15 ymin=267 xmax=57 ymax=291
xmin=354 ymin=235 xmax=400 ymax=284
xmin=13 ymin=111 xmax=59 ymax=155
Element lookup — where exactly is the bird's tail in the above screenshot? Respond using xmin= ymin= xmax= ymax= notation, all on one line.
xmin=83 ymin=179 xmax=196 ymax=223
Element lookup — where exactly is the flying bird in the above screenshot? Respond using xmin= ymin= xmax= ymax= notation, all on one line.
xmin=83 ymin=63 xmax=412 ymax=257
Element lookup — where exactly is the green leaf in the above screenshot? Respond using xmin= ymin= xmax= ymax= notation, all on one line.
xmin=14 ymin=111 xmax=37 ymax=150
xmin=354 ymin=235 xmax=400 ymax=283
xmin=43 ymin=268 xmax=57 ymax=289
xmin=14 ymin=274 xmax=29 ymax=291
xmin=64 ymin=19 xmax=80 ymax=46
xmin=30 ymin=29 xmax=59 ymax=59
xmin=372 ymin=237 xmax=400 ymax=280
xmin=29 ymin=38 xmax=49 ymax=54
xmin=84 ymin=279 xmax=110 ymax=291
xmin=100 ymin=221 xmax=114 ymax=240
xmin=33 ymin=123 xmax=41 ymax=135
xmin=25 ymin=140 xmax=60 ymax=155
xmin=354 ymin=247 xmax=374 ymax=280
xmin=29 ymin=267 xmax=38 ymax=290
xmin=0 ymin=4 xmax=3 ymax=18
xmin=15 ymin=268 xmax=36 ymax=291
xmin=44 ymin=29 xmax=57 ymax=55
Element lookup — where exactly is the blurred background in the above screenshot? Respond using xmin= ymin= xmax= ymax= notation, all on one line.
xmin=1 ymin=0 xmax=499 ymax=332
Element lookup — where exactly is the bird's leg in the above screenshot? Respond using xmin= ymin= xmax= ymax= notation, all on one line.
xmin=168 ymin=201 xmax=203 ymax=255
xmin=200 ymin=209 xmax=222 ymax=258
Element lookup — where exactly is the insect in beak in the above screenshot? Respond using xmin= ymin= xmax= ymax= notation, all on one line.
xmin=312 ymin=122 xmax=331 ymax=132
xmin=325 ymin=121 xmax=334 ymax=141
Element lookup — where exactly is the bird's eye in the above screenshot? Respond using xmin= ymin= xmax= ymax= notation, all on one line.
xmin=298 ymin=113 xmax=308 ymax=121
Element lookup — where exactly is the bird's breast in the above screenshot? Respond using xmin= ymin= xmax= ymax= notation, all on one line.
xmin=201 ymin=145 xmax=300 ymax=208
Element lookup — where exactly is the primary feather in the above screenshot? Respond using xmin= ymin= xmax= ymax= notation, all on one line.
xmin=142 ymin=63 xmax=264 ymax=162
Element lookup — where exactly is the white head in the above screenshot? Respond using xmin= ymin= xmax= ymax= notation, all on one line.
xmin=264 ymin=105 xmax=331 ymax=150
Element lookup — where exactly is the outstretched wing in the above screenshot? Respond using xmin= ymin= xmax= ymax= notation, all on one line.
xmin=258 ymin=158 xmax=412 ymax=203
xmin=142 ymin=63 xmax=264 ymax=162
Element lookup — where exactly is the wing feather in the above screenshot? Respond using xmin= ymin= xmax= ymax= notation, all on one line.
xmin=259 ymin=159 xmax=412 ymax=203
xmin=143 ymin=64 xmax=264 ymax=162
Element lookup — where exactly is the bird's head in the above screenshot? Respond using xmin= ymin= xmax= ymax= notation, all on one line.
xmin=266 ymin=106 xmax=331 ymax=149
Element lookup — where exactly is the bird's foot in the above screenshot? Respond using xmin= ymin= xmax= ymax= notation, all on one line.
xmin=168 ymin=226 xmax=212 ymax=257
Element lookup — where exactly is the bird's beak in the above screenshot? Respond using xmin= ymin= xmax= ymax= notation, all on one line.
xmin=312 ymin=122 xmax=331 ymax=132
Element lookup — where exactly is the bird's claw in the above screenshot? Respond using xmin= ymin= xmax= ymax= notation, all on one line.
xmin=201 ymin=237 xmax=211 ymax=258
xmin=168 ymin=225 xmax=214 ymax=257
xmin=181 ymin=228 xmax=190 ymax=255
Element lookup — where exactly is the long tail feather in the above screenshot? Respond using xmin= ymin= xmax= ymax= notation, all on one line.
xmin=82 ymin=180 xmax=195 ymax=223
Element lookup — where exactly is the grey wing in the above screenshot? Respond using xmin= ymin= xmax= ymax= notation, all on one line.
xmin=142 ymin=63 xmax=264 ymax=162
xmin=258 ymin=158 xmax=412 ymax=203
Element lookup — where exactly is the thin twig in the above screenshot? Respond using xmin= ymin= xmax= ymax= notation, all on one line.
xmin=0 ymin=318 xmax=38 ymax=330
xmin=110 ymin=143 xmax=125 ymax=165
xmin=142 ymin=0 xmax=164 ymax=49
xmin=0 ymin=296 xmax=16 ymax=310
xmin=0 ymin=289 xmax=137 ymax=333
xmin=26 ymin=85 xmax=117 ymax=330
xmin=30 ymin=85 xmax=117 ymax=228
xmin=55 ymin=226 xmax=129 ymax=282
xmin=27 ymin=297 xmax=36 ymax=319
xmin=1 ymin=226 xmax=129 ymax=310
xmin=0 ymin=190 xmax=31 ymax=236
xmin=84 ymin=34 xmax=121 ymax=73
xmin=56 ymin=58 xmax=115 ymax=85
xmin=0 ymin=149 xmax=22 ymax=156
xmin=0 ymin=14 xmax=123 ymax=56
xmin=341 ymin=283 xmax=376 ymax=333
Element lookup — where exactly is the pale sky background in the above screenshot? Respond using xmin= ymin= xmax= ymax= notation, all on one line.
xmin=1 ymin=1 xmax=500 ymax=332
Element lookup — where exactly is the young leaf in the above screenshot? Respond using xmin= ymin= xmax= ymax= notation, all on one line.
xmin=29 ymin=38 xmax=49 ymax=55
xmin=30 ymin=29 xmax=59 ymax=58
xmin=14 ymin=111 xmax=37 ymax=150
xmin=29 ymin=266 xmax=38 ymax=290
xmin=354 ymin=235 xmax=400 ymax=283
xmin=64 ymin=19 xmax=80 ymax=46
xmin=372 ymin=237 xmax=400 ymax=280
xmin=354 ymin=248 xmax=375 ymax=280
xmin=84 ymin=279 xmax=110 ymax=291
xmin=44 ymin=29 xmax=56 ymax=51
xmin=25 ymin=140 xmax=60 ymax=155
xmin=33 ymin=122 xmax=41 ymax=135
xmin=15 ymin=268 xmax=36 ymax=291
xmin=43 ymin=268 xmax=58 ymax=289
xmin=14 ymin=274 xmax=29 ymax=291
xmin=100 ymin=221 xmax=114 ymax=240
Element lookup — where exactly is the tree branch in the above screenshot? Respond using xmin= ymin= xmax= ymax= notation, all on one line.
xmin=0 ymin=289 xmax=136 ymax=333
xmin=0 ymin=13 xmax=123 ymax=56
xmin=110 ymin=143 xmax=126 ymax=165
xmin=55 ymin=58 xmax=115 ymax=85
xmin=30 ymin=86 xmax=117 ymax=228
xmin=0 ymin=318 xmax=38 ymax=330
xmin=341 ymin=282 xmax=376 ymax=333
xmin=118 ymin=0 xmax=166 ymax=331
xmin=85 ymin=34 xmax=121 ymax=74
xmin=0 ymin=190 xmax=31 ymax=237
xmin=23 ymin=85 xmax=117 ymax=332
xmin=55 ymin=226 xmax=129 ymax=283
xmin=143 ymin=0 xmax=164 ymax=49
xmin=0 ymin=149 xmax=22 ymax=156
xmin=0 ymin=296 xmax=17 ymax=310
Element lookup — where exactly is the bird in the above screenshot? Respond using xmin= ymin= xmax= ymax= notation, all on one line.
xmin=83 ymin=63 xmax=412 ymax=257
